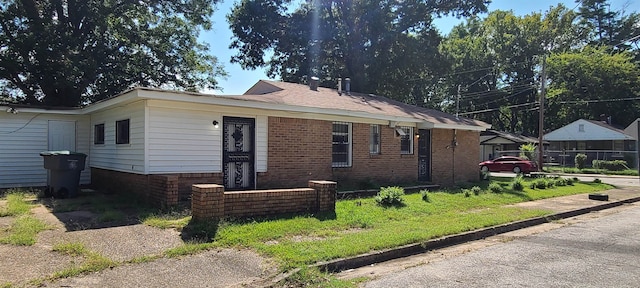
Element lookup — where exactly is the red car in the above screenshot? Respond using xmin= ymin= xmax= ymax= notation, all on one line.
xmin=479 ymin=156 xmax=538 ymax=174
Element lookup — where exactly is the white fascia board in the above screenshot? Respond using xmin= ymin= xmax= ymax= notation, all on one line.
xmin=1 ymin=105 xmax=83 ymax=115
xmin=80 ymin=90 xmax=140 ymax=114
xmin=419 ymin=122 xmax=490 ymax=131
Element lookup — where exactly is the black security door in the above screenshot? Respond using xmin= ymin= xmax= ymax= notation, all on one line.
xmin=418 ymin=129 xmax=431 ymax=181
xmin=223 ymin=117 xmax=255 ymax=190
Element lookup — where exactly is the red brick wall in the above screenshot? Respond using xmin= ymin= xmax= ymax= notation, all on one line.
xmin=91 ymin=168 xmax=221 ymax=207
xmin=258 ymin=117 xmax=333 ymax=188
xmin=191 ymin=181 xmax=337 ymax=220
xmin=430 ymin=129 xmax=480 ymax=186
xmin=259 ymin=117 xmax=420 ymax=188
xmin=333 ymin=122 xmax=418 ymax=184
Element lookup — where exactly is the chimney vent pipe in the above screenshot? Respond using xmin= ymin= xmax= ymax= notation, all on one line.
xmin=345 ymin=78 xmax=351 ymax=95
xmin=309 ymin=76 xmax=319 ymax=91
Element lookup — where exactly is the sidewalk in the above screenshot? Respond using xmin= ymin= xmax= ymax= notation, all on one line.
xmin=320 ymin=187 xmax=640 ymax=275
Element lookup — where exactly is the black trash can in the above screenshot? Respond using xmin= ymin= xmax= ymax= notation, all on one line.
xmin=40 ymin=151 xmax=87 ymax=198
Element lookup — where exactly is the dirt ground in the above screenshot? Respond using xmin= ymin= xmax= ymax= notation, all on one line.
xmin=0 ymin=191 xmax=276 ymax=288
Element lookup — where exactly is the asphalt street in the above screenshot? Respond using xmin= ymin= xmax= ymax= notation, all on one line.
xmin=364 ymin=202 xmax=640 ymax=288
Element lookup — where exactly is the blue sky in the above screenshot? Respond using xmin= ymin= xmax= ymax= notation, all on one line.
xmin=200 ymin=0 xmax=639 ymax=95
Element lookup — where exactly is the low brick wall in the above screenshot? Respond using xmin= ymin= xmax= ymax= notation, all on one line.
xmin=91 ymin=168 xmax=220 ymax=208
xmin=192 ymin=180 xmax=337 ymax=220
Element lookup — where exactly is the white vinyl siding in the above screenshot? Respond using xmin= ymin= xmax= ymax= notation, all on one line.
xmin=90 ymin=101 xmax=145 ymax=173
xmin=147 ymin=106 xmax=222 ymax=173
xmin=0 ymin=113 xmax=90 ymax=188
xmin=256 ymin=115 xmax=268 ymax=172
xmin=145 ymin=101 xmax=268 ymax=174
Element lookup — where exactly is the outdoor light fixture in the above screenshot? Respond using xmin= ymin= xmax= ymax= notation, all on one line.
xmin=212 ymin=120 xmax=219 ymax=128
xmin=415 ymin=133 xmax=420 ymax=138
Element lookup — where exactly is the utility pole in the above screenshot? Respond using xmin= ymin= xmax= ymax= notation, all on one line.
xmin=456 ymin=84 xmax=461 ymax=120
xmin=538 ymin=54 xmax=547 ymax=172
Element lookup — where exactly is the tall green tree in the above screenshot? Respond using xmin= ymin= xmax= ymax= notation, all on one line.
xmin=438 ymin=5 xmax=580 ymax=135
xmin=227 ymin=0 xmax=488 ymax=101
xmin=0 ymin=0 xmax=226 ymax=107
xmin=577 ymin=0 xmax=640 ymax=49
xmin=546 ymin=46 xmax=640 ymax=130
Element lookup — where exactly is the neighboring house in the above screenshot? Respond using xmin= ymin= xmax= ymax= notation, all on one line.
xmin=1 ymin=80 xmax=490 ymax=204
xmin=623 ymin=118 xmax=640 ymax=145
xmin=479 ymin=130 xmax=544 ymax=161
xmin=544 ymin=118 xmax=636 ymax=167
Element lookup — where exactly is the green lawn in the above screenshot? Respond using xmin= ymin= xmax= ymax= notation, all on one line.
xmin=148 ymin=178 xmax=612 ymax=270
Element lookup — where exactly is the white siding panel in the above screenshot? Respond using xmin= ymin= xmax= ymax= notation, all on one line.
xmin=545 ymin=119 xmax=634 ymax=141
xmin=147 ymin=106 xmax=222 ymax=173
xmin=90 ymin=101 xmax=146 ymax=173
xmin=0 ymin=113 xmax=90 ymax=188
xmin=256 ymin=115 xmax=267 ymax=172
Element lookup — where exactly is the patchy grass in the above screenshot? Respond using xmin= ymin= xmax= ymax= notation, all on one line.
xmin=49 ymin=242 xmax=117 ymax=280
xmin=143 ymin=208 xmax=192 ymax=230
xmin=276 ymin=267 xmax=366 ymax=288
xmin=163 ymin=242 xmax=215 ymax=258
xmin=0 ymin=190 xmax=34 ymax=217
xmin=0 ymin=215 xmax=50 ymax=246
xmin=141 ymin=179 xmax=611 ymax=270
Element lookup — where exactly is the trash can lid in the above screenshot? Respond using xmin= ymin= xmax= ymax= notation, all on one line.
xmin=40 ymin=150 xmax=87 ymax=156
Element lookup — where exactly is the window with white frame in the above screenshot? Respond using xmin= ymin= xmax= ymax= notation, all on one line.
xmin=332 ymin=122 xmax=352 ymax=167
xmin=370 ymin=124 xmax=380 ymax=154
xmin=399 ymin=126 xmax=413 ymax=154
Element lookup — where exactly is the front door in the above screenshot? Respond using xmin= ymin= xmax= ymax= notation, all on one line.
xmin=222 ymin=117 xmax=255 ymax=190
xmin=418 ymin=129 xmax=431 ymax=181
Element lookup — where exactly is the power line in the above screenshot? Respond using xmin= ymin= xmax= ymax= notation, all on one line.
xmin=459 ymin=96 xmax=640 ymax=116
xmin=458 ymin=101 xmax=538 ymax=116
xmin=555 ymin=96 xmax=640 ymax=104
xmin=458 ymin=82 xmax=535 ymax=100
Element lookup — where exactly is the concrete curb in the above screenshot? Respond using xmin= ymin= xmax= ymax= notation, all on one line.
xmin=312 ymin=196 xmax=640 ymax=273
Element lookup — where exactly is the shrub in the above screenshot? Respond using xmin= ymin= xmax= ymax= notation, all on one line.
xmin=420 ymin=190 xmax=430 ymax=202
xmin=463 ymin=189 xmax=471 ymax=197
xmin=488 ymin=182 xmax=503 ymax=193
xmin=534 ymin=179 xmax=547 ymax=189
xmin=566 ymin=178 xmax=575 ymax=185
xmin=592 ymin=160 xmax=628 ymax=171
xmin=554 ymin=178 xmax=567 ymax=187
xmin=545 ymin=179 xmax=555 ymax=188
xmin=572 ymin=177 xmax=579 ymax=182
xmin=593 ymin=178 xmax=602 ymax=184
xmin=519 ymin=143 xmax=537 ymax=161
xmin=375 ymin=186 xmax=405 ymax=206
xmin=575 ymin=153 xmax=587 ymax=169
xmin=510 ymin=176 xmax=525 ymax=191
xmin=529 ymin=182 xmax=536 ymax=189
xmin=471 ymin=186 xmax=482 ymax=195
